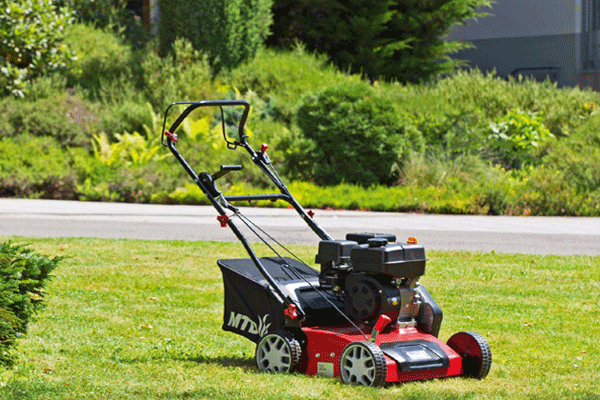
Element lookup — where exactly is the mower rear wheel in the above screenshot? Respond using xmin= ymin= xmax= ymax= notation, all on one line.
xmin=339 ymin=341 xmax=387 ymax=387
xmin=255 ymin=331 xmax=301 ymax=373
xmin=447 ymin=331 xmax=492 ymax=379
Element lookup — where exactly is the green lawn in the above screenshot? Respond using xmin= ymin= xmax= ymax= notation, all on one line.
xmin=1 ymin=237 xmax=598 ymax=399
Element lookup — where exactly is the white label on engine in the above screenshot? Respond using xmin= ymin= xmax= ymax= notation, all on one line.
xmin=317 ymin=362 xmax=334 ymax=378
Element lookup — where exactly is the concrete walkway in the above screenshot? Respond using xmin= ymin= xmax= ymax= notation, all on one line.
xmin=1 ymin=198 xmax=598 ymax=255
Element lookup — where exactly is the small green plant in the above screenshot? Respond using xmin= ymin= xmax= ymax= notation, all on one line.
xmin=0 ymin=241 xmax=60 ymax=366
xmin=91 ymin=131 xmax=166 ymax=168
xmin=77 ymin=129 xmax=176 ymax=203
xmin=487 ymin=109 xmax=554 ymax=169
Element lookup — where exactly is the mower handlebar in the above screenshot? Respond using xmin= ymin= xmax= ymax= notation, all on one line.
xmin=161 ymin=100 xmax=251 ymax=148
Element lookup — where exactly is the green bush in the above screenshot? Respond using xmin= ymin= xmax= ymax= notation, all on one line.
xmin=0 ymin=135 xmax=81 ymax=199
xmin=0 ymin=0 xmax=75 ymax=97
xmin=541 ymin=112 xmax=600 ymax=196
xmin=60 ymin=0 xmax=129 ymax=27
xmin=268 ymin=0 xmax=490 ymax=82
xmin=487 ymin=109 xmax=554 ymax=169
xmin=60 ymin=0 xmax=150 ymax=46
xmin=290 ymin=80 xmax=424 ymax=186
xmin=101 ymin=100 xmax=157 ymax=139
xmin=63 ymin=23 xmax=134 ymax=94
xmin=141 ymin=38 xmax=216 ymax=111
xmin=76 ymin=130 xmax=180 ymax=202
xmin=227 ymin=45 xmax=348 ymax=122
xmin=0 ymin=241 xmax=60 ymax=366
xmin=0 ymin=93 xmax=101 ymax=148
xmin=158 ymin=0 xmax=273 ymax=72
xmin=395 ymin=70 xmax=600 ymax=138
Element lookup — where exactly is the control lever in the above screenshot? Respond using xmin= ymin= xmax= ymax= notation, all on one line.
xmin=199 ymin=165 xmax=242 ymax=198
xmin=213 ymin=165 xmax=242 ymax=180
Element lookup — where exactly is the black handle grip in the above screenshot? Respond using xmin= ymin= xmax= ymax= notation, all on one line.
xmin=161 ymin=100 xmax=251 ymax=147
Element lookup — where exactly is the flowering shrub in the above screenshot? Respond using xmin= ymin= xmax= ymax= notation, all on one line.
xmin=0 ymin=0 xmax=75 ymax=97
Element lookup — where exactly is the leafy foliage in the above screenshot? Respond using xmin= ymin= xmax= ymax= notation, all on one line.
xmin=141 ymin=38 xmax=215 ymax=111
xmin=268 ymin=0 xmax=491 ymax=82
xmin=59 ymin=0 xmax=150 ymax=46
xmin=0 ymin=20 xmax=599 ymax=216
xmin=290 ymin=80 xmax=424 ymax=186
xmin=63 ymin=23 xmax=134 ymax=95
xmin=0 ymin=241 xmax=60 ymax=366
xmin=227 ymin=44 xmax=348 ymax=122
xmin=0 ymin=135 xmax=80 ymax=199
xmin=0 ymin=0 xmax=75 ymax=97
xmin=76 ymin=129 xmax=177 ymax=203
xmin=158 ymin=0 xmax=273 ymax=72
xmin=0 ymin=92 xmax=101 ymax=148
xmin=487 ymin=109 xmax=554 ymax=168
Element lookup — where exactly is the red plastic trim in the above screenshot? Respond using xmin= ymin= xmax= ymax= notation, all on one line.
xmin=217 ymin=214 xmax=229 ymax=227
xmin=165 ymin=131 xmax=178 ymax=143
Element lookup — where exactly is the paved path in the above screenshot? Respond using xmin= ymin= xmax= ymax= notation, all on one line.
xmin=1 ymin=198 xmax=598 ymax=255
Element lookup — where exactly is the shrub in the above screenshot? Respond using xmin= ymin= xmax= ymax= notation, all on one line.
xmin=0 ymin=0 xmax=75 ymax=97
xmin=101 ymin=100 xmax=157 ymax=139
xmin=396 ymin=69 xmax=600 ymax=138
xmin=60 ymin=0 xmax=129 ymax=27
xmin=76 ymin=130 xmax=179 ymax=202
xmin=542 ymin=112 xmax=600 ymax=195
xmin=291 ymin=80 xmax=424 ymax=186
xmin=268 ymin=0 xmax=491 ymax=82
xmin=0 ymin=93 xmax=101 ymax=149
xmin=0 ymin=241 xmax=60 ymax=366
xmin=487 ymin=109 xmax=554 ymax=169
xmin=158 ymin=0 xmax=273 ymax=72
xmin=63 ymin=23 xmax=134 ymax=94
xmin=227 ymin=44 xmax=348 ymax=122
xmin=141 ymin=38 xmax=216 ymax=111
xmin=60 ymin=0 xmax=150 ymax=47
xmin=0 ymin=135 xmax=80 ymax=199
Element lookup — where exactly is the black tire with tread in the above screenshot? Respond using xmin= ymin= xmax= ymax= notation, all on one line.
xmin=447 ymin=331 xmax=492 ymax=379
xmin=255 ymin=331 xmax=302 ymax=373
xmin=339 ymin=341 xmax=387 ymax=387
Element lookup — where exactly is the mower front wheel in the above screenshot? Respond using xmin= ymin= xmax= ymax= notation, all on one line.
xmin=447 ymin=331 xmax=492 ymax=379
xmin=255 ymin=331 xmax=301 ymax=373
xmin=339 ymin=341 xmax=387 ymax=387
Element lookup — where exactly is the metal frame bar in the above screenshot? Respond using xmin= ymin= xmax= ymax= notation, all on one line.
xmin=161 ymin=100 xmax=332 ymax=319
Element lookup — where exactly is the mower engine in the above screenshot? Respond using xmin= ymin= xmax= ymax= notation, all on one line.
xmin=316 ymin=233 xmax=429 ymax=328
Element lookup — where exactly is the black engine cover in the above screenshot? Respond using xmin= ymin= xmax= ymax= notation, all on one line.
xmin=343 ymin=274 xmax=401 ymax=325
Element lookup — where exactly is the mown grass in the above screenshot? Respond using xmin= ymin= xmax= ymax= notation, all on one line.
xmin=0 ymin=237 xmax=598 ymax=399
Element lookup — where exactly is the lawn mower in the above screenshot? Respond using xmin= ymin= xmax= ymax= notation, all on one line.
xmin=161 ymin=100 xmax=492 ymax=386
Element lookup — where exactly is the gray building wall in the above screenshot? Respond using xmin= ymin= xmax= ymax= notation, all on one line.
xmin=445 ymin=0 xmax=584 ymax=88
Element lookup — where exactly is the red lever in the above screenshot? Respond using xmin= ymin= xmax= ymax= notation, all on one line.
xmin=260 ymin=143 xmax=269 ymax=153
xmin=217 ymin=214 xmax=229 ymax=227
xmin=374 ymin=314 xmax=392 ymax=332
xmin=370 ymin=314 xmax=392 ymax=342
xmin=284 ymin=303 xmax=298 ymax=319
xmin=165 ymin=131 xmax=178 ymax=143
